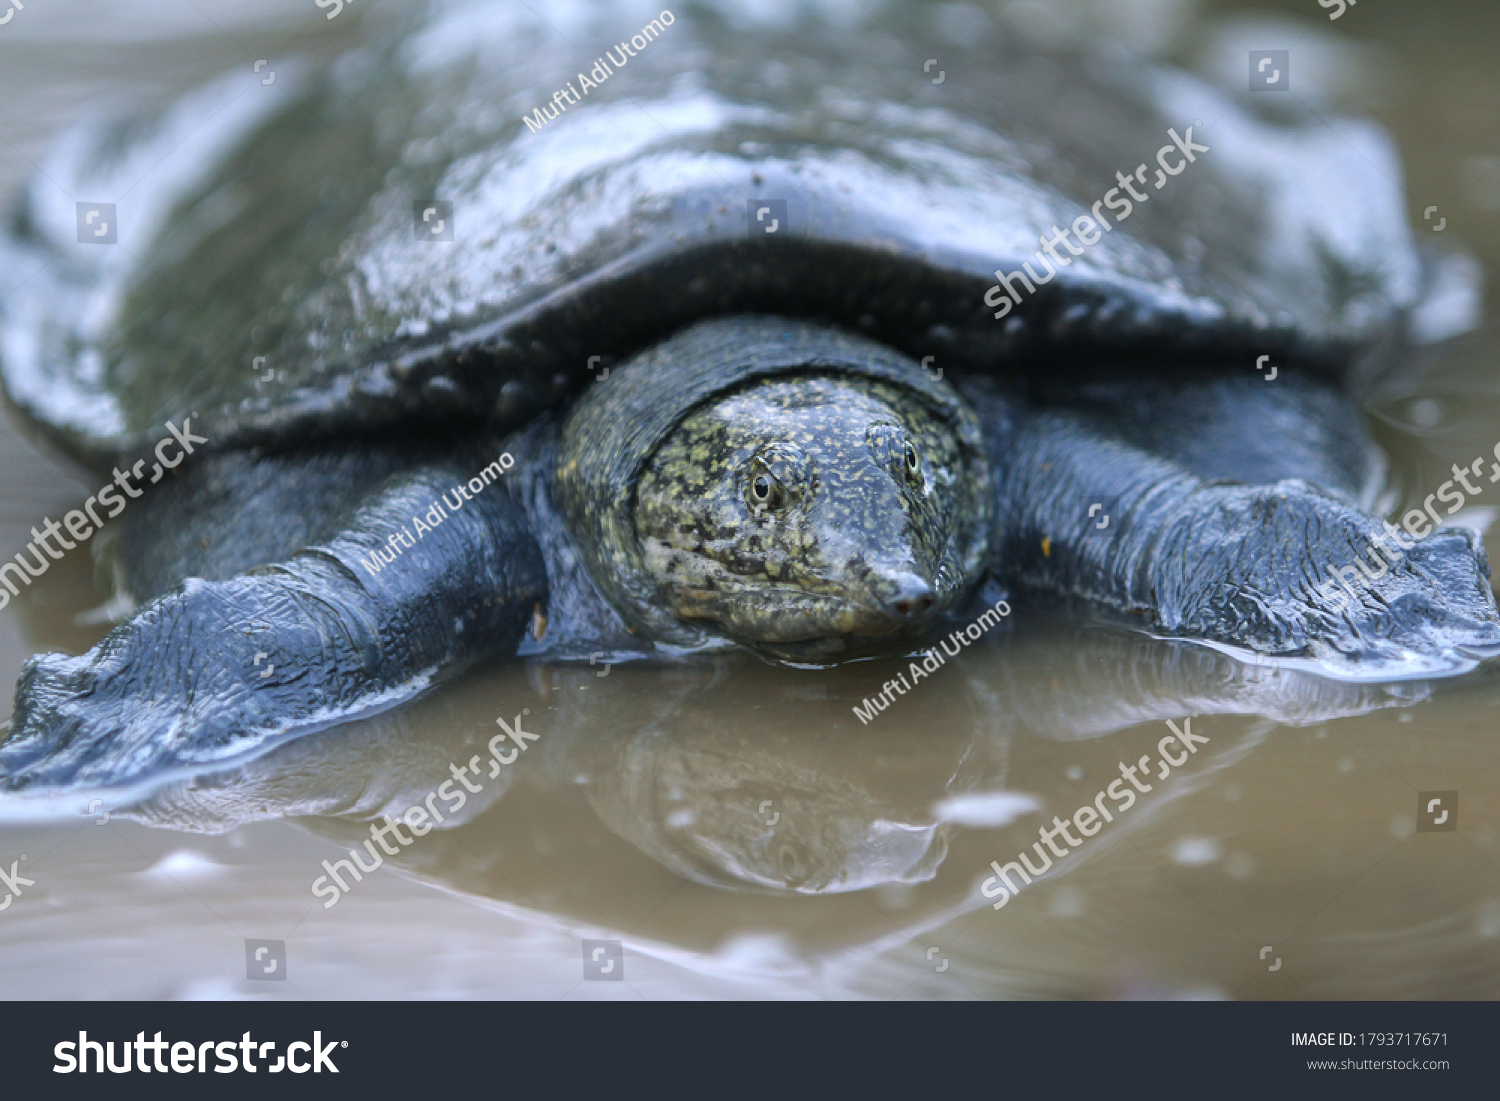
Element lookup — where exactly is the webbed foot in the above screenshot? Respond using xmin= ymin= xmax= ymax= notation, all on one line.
xmin=1150 ymin=481 xmax=1500 ymax=678
xmin=1 ymin=462 xmax=545 ymax=793
xmin=3 ymin=573 xmax=390 ymax=792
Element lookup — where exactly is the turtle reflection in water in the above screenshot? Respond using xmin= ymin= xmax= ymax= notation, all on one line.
xmin=0 ymin=0 xmax=1496 ymax=790
xmin=112 ymin=630 xmax=1420 ymax=914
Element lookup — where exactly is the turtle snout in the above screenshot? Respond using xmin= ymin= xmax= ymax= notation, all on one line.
xmin=870 ymin=571 xmax=937 ymax=624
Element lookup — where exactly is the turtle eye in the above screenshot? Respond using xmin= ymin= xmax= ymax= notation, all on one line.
xmin=745 ymin=463 xmax=789 ymax=514
xmin=745 ymin=444 xmax=808 ymax=516
xmin=904 ymin=441 xmax=924 ymax=488
xmin=868 ymin=424 xmax=923 ymax=489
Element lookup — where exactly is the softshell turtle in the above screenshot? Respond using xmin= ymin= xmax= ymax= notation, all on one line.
xmin=1 ymin=0 xmax=1496 ymax=790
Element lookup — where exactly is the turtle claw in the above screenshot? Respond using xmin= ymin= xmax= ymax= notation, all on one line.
xmin=0 ymin=580 xmax=274 ymax=793
xmin=1304 ymin=526 xmax=1500 ymax=679
xmin=0 ymin=569 xmax=399 ymax=794
xmin=1153 ymin=482 xmax=1500 ymax=681
xmin=2 ymin=652 xmax=109 ymax=785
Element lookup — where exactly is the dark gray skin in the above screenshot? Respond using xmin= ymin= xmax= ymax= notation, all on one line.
xmin=0 ymin=0 xmax=1497 ymax=791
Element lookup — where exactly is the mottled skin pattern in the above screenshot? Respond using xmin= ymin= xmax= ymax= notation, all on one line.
xmin=550 ymin=317 xmax=992 ymax=661
xmin=633 ymin=376 xmax=969 ymax=658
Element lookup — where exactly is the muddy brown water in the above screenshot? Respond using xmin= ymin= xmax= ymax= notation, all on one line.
xmin=2 ymin=0 xmax=1500 ymax=999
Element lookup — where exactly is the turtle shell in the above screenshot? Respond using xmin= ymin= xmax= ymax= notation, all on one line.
xmin=0 ymin=0 xmax=1438 ymax=465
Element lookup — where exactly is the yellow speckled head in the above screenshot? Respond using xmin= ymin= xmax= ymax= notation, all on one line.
xmin=556 ymin=316 xmax=992 ymax=662
xmin=635 ymin=375 xmax=970 ymax=659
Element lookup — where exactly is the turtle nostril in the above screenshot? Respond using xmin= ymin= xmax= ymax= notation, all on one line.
xmin=880 ymin=575 xmax=936 ymax=621
xmin=892 ymin=593 xmax=934 ymax=618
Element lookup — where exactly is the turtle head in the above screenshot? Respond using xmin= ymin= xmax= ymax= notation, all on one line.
xmin=633 ymin=374 xmax=974 ymax=661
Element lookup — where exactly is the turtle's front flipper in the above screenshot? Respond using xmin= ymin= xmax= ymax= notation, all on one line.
xmin=2 ymin=461 xmax=545 ymax=792
xmin=978 ymin=383 xmax=1500 ymax=679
